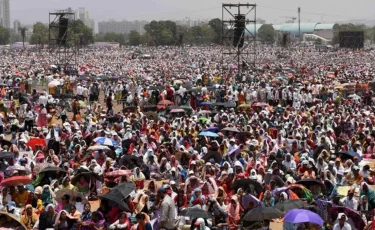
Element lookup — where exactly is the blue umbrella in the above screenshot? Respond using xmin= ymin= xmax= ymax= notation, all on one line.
xmin=337 ymin=151 xmax=362 ymax=160
xmin=204 ymin=127 xmax=219 ymax=132
xmin=93 ymin=137 xmax=119 ymax=147
xmin=199 ymin=131 xmax=219 ymax=137
xmin=200 ymin=102 xmax=212 ymax=106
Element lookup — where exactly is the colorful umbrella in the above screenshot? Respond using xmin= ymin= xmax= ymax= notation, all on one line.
xmin=105 ymin=170 xmax=132 ymax=178
xmin=87 ymin=145 xmax=111 ymax=151
xmin=0 ymin=176 xmax=32 ymax=187
xmin=157 ymin=100 xmax=174 ymax=106
xmin=170 ymin=109 xmax=185 ymax=113
xmin=198 ymin=117 xmax=209 ymax=123
xmin=284 ymin=209 xmax=324 ymax=226
xmin=26 ymin=138 xmax=46 ymax=150
xmin=198 ymin=131 xmax=218 ymax=137
xmin=93 ymin=137 xmax=119 ymax=147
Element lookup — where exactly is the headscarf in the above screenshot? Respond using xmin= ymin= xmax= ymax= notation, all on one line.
xmin=360 ymin=182 xmax=375 ymax=203
xmin=54 ymin=210 xmax=76 ymax=225
xmin=194 ymin=218 xmax=207 ymax=230
xmin=226 ymin=195 xmax=240 ymax=221
xmin=42 ymin=185 xmax=56 ymax=205
xmin=131 ymin=167 xmax=145 ymax=181
xmin=360 ymin=195 xmax=369 ymax=211
xmin=135 ymin=193 xmax=149 ymax=214
xmin=20 ymin=204 xmax=39 ymax=230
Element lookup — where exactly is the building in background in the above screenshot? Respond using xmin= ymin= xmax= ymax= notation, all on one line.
xmin=0 ymin=0 xmax=10 ymax=28
xmin=98 ymin=20 xmax=148 ymax=34
xmin=76 ymin=7 xmax=95 ymax=33
xmin=13 ymin=20 xmax=20 ymax=33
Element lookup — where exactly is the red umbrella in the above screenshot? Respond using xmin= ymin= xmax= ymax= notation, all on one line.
xmin=157 ymin=100 xmax=174 ymax=106
xmin=26 ymin=138 xmax=46 ymax=150
xmin=105 ymin=170 xmax=132 ymax=178
xmin=0 ymin=176 xmax=32 ymax=187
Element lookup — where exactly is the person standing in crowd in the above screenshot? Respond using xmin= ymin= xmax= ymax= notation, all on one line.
xmin=159 ymin=187 xmax=176 ymax=230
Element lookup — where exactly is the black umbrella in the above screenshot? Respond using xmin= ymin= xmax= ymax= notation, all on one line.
xmin=40 ymin=166 xmax=67 ymax=174
xmin=119 ymin=155 xmax=143 ymax=168
xmin=99 ymin=190 xmax=131 ymax=211
xmin=243 ymin=206 xmax=283 ymax=221
xmin=0 ymin=152 xmax=14 ymax=159
xmin=296 ymin=179 xmax=325 ymax=190
xmin=99 ymin=182 xmax=135 ymax=212
xmin=264 ymin=174 xmax=286 ymax=187
xmin=201 ymin=151 xmax=222 ymax=164
xmin=231 ymin=179 xmax=263 ymax=195
xmin=274 ymin=199 xmax=305 ymax=212
xmin=71 ymin=172 xmax=102 ymax=185
xmin=180 ymin=207 xmax=211 ymax=219
xmin=113 ymin=182 xmax=136 ymax=198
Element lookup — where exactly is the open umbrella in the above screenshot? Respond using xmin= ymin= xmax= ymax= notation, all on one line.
xmin=26 ymin=138 xmax=46 ymax=150
xmin=0 ymin=152 xmax=14 ymax=160
xmin=221 ymin=127 xmax=240 ymax=132
xmin=224 ymin=102 xmax=236 ymax=108
xmin=198 ymin=131 xmax=218 ymax=137
xmin=0 ymin=211 xmax=27 ymax=230
xmin=180 ymin=207 xmax=212 ymax=219
xmin=1 ymin=176 xmax=32 ymax=187
xmin=232 ymin=179 xmax=263 ymax=195
xmin=200 ymin=102 xmax=212 ymax=106
xmin=87 ymin=145 xmax=111 ymax=151
xmin=99 ymin=189 xmax=131 ymax=212
xmin=105 ymin=170 xmax=132 ymax=178
xmin=93 ymin=137 xmax=119 ymax=147
xmin=296 ymin=179 xmax=325 ymax=190
xmin=204 ymin=127 xmax=219 ymax=132
xmin=48 ymin=80 xmax=60 ymax=88
xmin=243 ymin=206 xmax=283 ymax=221
xmin=264 ymin=174 xmax=286 ymax=187
xmin=336 ymin=151 xmax=362 ymax=161
xmin=329 ymin=206 xmax=366 ymax=230
xmin=157 ymin=100 xmax=174 ymax=106
xmin=284 ymin=209 xmax=324 ymax=226
xmin=274 ymin=199 xmax=305 ymax=212
xmin=197 ymin=117 xmax=209 ymax=123
xmin=143 ymin=111 xmax=158 ymax=122
xmin=71 ymin=172 xmax=102 ymax=185
xmin=170 ymin=109 xmax=185 ymax=113
xmin=40 ymin=166 xmax=67 ymax=174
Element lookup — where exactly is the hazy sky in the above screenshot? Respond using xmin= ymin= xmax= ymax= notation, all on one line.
xmin=10 ymin=0 xmax=375 ymax=25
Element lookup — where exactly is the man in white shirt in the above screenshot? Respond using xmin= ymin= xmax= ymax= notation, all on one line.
xmin=341 ymin=190 xmax=357 ymax=210
xmin=333 ymin=213 xmax=352 ymax=230
xmin=76 ymin=83 xmax=83 ymax=100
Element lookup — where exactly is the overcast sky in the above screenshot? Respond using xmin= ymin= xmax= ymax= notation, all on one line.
xmin=10 ymin=0 xmax=375 ymax=25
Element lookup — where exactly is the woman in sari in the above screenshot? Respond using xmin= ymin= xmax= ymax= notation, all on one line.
xmin=109 ymin=212 xmax=131 ymax=230
xmin=37 ymin=104 xmax=48 ymax=127
xmin=357 ymin=195 xmax=372 ymax=223
xmin=262 ymin=190 xmax=275 ymax=207
xmin=20 ymin=204 xmax=38 ymax=230
xmin=56 ymin=194 xmax=72 ymax=213
xmin=42 ymin=185 xmax=56 ymax=205
xmin=360 ymin=182 xmax=375 ymax=208
xmin=174 ymin=189 xmax=188 ymax=212
xmin=37 ymin=204 xmax=57 ymax=230
xmin=55 ymin=210 xmax=77 ymax=230
xmin=130 ymin=167 xmax=146 ymax=189
xmin=81 ymin=203 xmax=92 ymax=222
xmin=226 ymin=195 xmax=241 ymax=230
xmin=75 ymin=175 xmax=90 ymax=194
xmin=214 ymin=186 xmax=228 ymax=202
xmin=135 ymin=193 xmax=150 ymax=214
xmin=81 ymin=211 xmax=107 ymax=230
xmin=189 ymin=188 xmax=206 ymax=207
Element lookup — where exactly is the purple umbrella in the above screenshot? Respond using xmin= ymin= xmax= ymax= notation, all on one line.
xmin=204 ymin=127 xmax=219 ymax=132
xmin=284 ymin=209 xmax=324 ymax=226
xmin=241 ymin=194 xmax=261 ymax=209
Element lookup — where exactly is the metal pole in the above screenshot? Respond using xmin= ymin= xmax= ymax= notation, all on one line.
xmin=298 ymin=7 xmax=301 ymax=42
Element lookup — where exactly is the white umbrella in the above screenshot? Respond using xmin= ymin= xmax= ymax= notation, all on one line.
xmin=48 ymin=80 xmax=60 ymax=88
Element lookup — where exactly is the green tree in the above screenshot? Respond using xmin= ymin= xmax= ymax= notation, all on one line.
xmin=258 ymin=24 xmax=276 ymax=44
xmin=208 ymin=18 xmax=222 ymax=44
xmin=0 ymin=26 xmax=10 ymax=45
xmin=71 ymin=20 xmax=94 ymax=46
xmin=315 ymin=38 xmax=323 ymax=45
xmin=10 ymin=32 xmax=22 ymax=43
xmin=128 ymin=30 xmax=141 ymax=46
xmin=30 ymin=22 xmax=48 ymax=46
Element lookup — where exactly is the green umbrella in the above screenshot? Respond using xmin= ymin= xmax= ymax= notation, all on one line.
xmin=198 ymin=117 xmax=209 ymax=123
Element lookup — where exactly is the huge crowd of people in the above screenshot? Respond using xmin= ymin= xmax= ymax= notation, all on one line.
xmin=0 ymin=45 xmax=374 ymax=230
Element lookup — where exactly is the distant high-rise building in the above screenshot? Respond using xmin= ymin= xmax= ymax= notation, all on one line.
xmin=13 ymin=20 xmax=20 ymax=33
xmin=76 ymin=7 xmax=95 ymax=33
xmin=0 ymin=0 xmax=10 ymax=28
